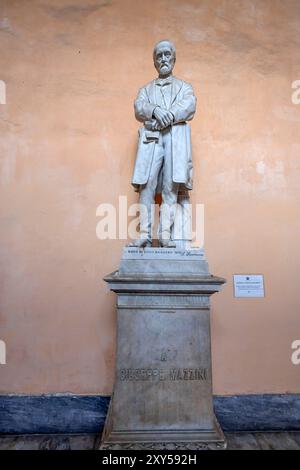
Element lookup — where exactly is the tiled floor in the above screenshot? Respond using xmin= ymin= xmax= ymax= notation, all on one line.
xmin=0 ymin=433 xmax=300 ymax=450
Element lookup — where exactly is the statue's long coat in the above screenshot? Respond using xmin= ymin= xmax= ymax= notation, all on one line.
xmin=131 ymin=77 xmax=196 ymax=192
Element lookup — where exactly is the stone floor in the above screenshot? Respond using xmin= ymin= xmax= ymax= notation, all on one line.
xmin=0 ymin=433 xmax=300 ymax=450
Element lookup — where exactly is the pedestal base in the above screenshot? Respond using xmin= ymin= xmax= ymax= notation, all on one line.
xmin=100 ymin=248 xmax=226 ymax=450
xmin=100 ymin=424 xmax=226 ymax=450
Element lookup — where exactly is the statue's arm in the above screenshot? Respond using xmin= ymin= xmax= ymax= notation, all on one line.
xmin=134 ymin=87 xmax=157 ymax=123
xmin=170 ymin=83 xmax=197 ymax=123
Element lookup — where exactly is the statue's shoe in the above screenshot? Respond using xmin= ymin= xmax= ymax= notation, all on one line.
xmin=127 ymin=239 xmax=152 ymax=248
xmin=159 ymin=239 xmax=176 ymax=248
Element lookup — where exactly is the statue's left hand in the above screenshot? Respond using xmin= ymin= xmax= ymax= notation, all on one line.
xmin=153 ymin=115 xmax=174 ymax=131
xmin=153 ymin=107 xmax=174 ymax=128
xmin=153 ymin=120 xmax=164 ymax=131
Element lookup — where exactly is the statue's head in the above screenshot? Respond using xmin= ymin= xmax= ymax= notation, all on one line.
xmin=153 ymin=40 xmax=176 ymax=77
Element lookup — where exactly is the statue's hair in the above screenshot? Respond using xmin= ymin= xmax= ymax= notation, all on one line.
xmin=153 ymin=40 xmax=176 ymax=60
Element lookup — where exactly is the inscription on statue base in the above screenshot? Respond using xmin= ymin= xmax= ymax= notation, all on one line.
xmin=119 ymin=368 xmax=208 ymax=382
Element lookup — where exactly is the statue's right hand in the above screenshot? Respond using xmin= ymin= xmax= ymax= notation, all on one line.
xmin=153 ymin=107 xmax=174 ymax=128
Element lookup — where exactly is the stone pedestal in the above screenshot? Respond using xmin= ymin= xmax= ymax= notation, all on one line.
xmin=100 ymin=248 xmax=226 ymax=450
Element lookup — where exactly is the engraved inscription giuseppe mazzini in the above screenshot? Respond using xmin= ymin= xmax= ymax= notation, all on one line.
xmin=119 ymin=368 xmax=207 ymax=382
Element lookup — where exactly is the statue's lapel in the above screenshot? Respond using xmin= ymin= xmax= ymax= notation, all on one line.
xmin=146 ymin=80 xmax=157 ymax=105
xmin=146 ymin=78 xmax=182 ymax=106
xmin=171 ymin=77 xmax=183 ymax=105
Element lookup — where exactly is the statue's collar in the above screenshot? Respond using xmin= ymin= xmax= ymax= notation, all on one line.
xmin=155 ymin=76 xmax=173 ymax=86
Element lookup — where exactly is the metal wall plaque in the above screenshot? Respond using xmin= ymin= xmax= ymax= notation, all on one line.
xmin=233 ymin=274 xmax=265 ymax=298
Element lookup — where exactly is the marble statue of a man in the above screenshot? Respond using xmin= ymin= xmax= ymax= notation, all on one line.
xmin=130 ymin=40 xmax=197 ymax=248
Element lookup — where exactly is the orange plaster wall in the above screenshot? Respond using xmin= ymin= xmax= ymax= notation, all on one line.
xmin=0 ymin=0 xmax=300 ymax=395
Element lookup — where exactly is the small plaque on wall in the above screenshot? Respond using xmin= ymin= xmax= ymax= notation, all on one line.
xmin=233 ymin=274 xmax=265 ymax=298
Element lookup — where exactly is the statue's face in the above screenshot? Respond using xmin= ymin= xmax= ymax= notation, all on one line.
xmin=154 ymin=43 xmax=175 ymax=77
